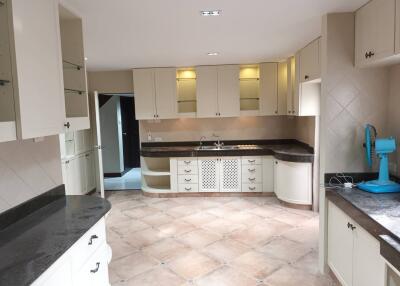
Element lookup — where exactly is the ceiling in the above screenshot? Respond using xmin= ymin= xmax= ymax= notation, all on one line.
xmin=64 ymin=0 xmax=369 ymax=71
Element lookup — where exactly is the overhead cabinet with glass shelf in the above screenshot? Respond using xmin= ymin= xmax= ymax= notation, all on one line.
xmin=176 ymin=68 xmax=197 ymax=117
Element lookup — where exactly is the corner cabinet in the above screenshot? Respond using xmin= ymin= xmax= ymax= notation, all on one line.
xmin=327 ymin=201 xmax=385 ymax=286
xmin=196 ymin=65 xmax=240 ymax=118
xmin=259 ymin=63 xmax=279 ymax=116
xmin=133 ymin=68 xmax=177 ymax=120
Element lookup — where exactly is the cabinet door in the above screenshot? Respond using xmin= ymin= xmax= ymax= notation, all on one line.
xmin=286 ymin=57 xmax=295 ymax=115
xmin=217 ymin=65 xmax=240 ymax=118
xmin=154 ymin=68 xmax=177 ymax=119
xmin=259 ymin=63 xmax=278 ymax=115
xmin=84 ymin=152 xmax=96 ymax=193
xmin=277 ymin=62 xmax=287 ymax=115
xmin=299 ymin=38 xmax=320 ymax=83
xmin=219 ymin=157 xmax=241 ymax=192
xmin=355 ymin=1 xmax=375 ymax=67
xmin=353 ymin=224 xmax=385 ymax=286
xmin=10 ymin=0 xmax=66 ymax=139
xmin=327 ymin=202 xmax=353 ymax=286
xmin=74 ymin=245 xmax=109 ymax=286
xmin=396 ymin=0 xmax=400 ymax=54
xmin=198 ymin=158 xmax=219 ymax=192
xmin=196 ymin=66 xmax=218 ymax=118
xmin=133 ymin=69 xmax=156 ymax=120
xmin=287 ymin=55 xmax=300 ymax=115
xmin=274 ymin=160 xmax=312 ymax=205
xmin=32 ymin=258 xmax=73 ymax=286
xmin=262 ymin=156 xmax=274 ymax=192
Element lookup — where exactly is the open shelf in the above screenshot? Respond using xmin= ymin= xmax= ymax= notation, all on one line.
xmin=177 ymin=68 xmax=197 ymax=114
xmin=141 ymin=157 xmax=171 ymax=193
xmin=240 ymin=65 xmax=260 ymax=111
xmin=63 ymin=60 xmax=83 ymax=70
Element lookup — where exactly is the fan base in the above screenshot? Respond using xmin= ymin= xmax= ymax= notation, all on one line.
xmin=357 ymin=180 xmax=400 ymax=193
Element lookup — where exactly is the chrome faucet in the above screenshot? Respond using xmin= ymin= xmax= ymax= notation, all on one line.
xmin=199 ymin=136 xmax=206 ymax=149
xmin=212 ymin=133 xmax=224 ymax=149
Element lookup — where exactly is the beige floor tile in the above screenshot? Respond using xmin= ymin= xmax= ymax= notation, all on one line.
xmin=111 ymin=199 xmax=147 ymax=212
xmin=265 ymin=265 xmax=334 ymax=286
xmin=282 ymin=225 xmax=319 ymax=249
xmin=106 ymin=210 xmax=132 ymax=225
xmin=151 ymin=199 xmax=181 ymax=210
xmin=168 ymin=204 xmax=201 ymax=218
xmin=107 ymin=228 xmax=122 ymax=243
xmin=247 ymin=205 xmax=285 ymax=218
xmin=224 ymin=199 xmax=259 ymax=210
xmin=122 ymin=206 xmax=159 ymax=219
xmin=140 ymin=212 xmax=175 ymax=227
xmin=202 ymin=218 xmax=245 ymax=235
xmin=259 ymin=237 xmax=311 ymax=263
xmin=167 ymin=250 xmax=221 ymax=280
xmin=109 ymin=252 xmax=159 ymax=280
xmin=177 ymin=229 xmax=222 ymax=249
xmin=125 ymin=267 xmax=185 ymax=286
xmin=109 ymin=239 xmax=137 ymax=260
xmin=109 ymin=268 xmax=124 ymax=284
xmin=181 ymin=212 xmax=218 ymax=226
xmin=292 ymin=250 xmax=320 ymax=275
xmin=273 ymin=211 xmax=312 ymax=227
xmin=206 ymin=205 xmax=237 ymax=218
xmin=195 ymin=266 xmax=258 ymax=286
xmin=202 ymin=238 xmax=250 ymax=262
xmin=229 ymin=220 xmax=292 ymax=247
xmin=231 ymin=250 xmax=285 ymax=279
xmin=157 ymin=220 xmax=196 ymax=238
xmin=142 ymin=238 xmax=191 ymax=262
xmin=110 ymin=219 xmax=150 ymax=236
xmin=123 ymin=228 xmax=164 ymax=249
xmin=226 ymin=211 xmax=266 ymax=226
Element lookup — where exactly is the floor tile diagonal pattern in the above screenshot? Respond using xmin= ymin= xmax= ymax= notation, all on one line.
xmin=106 ymin=191 xmax=338 ymax=286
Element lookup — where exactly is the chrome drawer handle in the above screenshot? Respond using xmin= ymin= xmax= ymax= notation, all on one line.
xmin=248 ymin=177 xmax=256 ymax=181
xmin=184 ymin=160 xmax=191 ymax=164
xmin=90 ymin=262 xmax=100 ymax=273
xmin=248 ymin=160 xmax=256 ymax=163
xmin=248 ymin=186 xmax=256 ymax=191
xmin=184 ymin=178 xmax=191 ymax=182
xmin=185 ymin=187 xmax=192 ymax=191
xmin=184 ymin=169 xmax=191 ymax=173
xmin=88 ymin=234 xmax=98 ymax=245
xmin=248 ymin=168 xmax=256 ymax=172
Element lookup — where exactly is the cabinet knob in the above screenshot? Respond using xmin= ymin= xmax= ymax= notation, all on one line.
xmin=185 ymin=187 xmax=192 ymax=191
xmin=0 ymin=79 xmax=10 ymax=86
xmin=64 ymin=122 xmax=70 ymax=129
xmin=184 ymin=169 xmax=191 ymax=173
xmin=275 ymin=161 xmax=278 ymax=164
xmin=304 ymin=75 xmax=309 ymax=80
xmin=249 ymin=186 xmax=256 ymax=191
xmin=365 ymin=52 xmax=369 ymax=59
xmin=288 ymin=111 xmax=291 ymax=114
xmin=90 ymin=262 xmax=100 ymax=273
xmin=184 ymin=178 xmax=191 ymax=182
xmin=275 ymin=110 xmax=278 ymax=114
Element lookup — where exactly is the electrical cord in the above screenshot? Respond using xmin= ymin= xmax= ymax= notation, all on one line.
xmin=326 ymin=173 xmax=355 ymax=189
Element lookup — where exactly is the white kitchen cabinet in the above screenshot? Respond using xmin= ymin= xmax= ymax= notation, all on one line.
xmin=327 ymin=201 xmax=385 ymax=286
xmin=396 ymin=0 xmax=400 ymax=54
xmin=198 ymin=157 xmax=220 ymax=192
xmin=133 ymin=68 xmax=177 ymax=120
xmin=355 ymin=0 xmax=396 ymax=67
xmin=197 ymin=65 xmax=240 ymax=118
xmin=274 ymin=159 xmax=312 ymax=205
xmin=0 ymin=0 xmax=16 ymax=143
xmin=8 ymin=0 xmax=66 ymax=139
xmin=262 ymin=156 xmax=274 ymax=192
xmin=299 ymin=38 xmax=320 ymax=83
xmin=259 ymin=63 xmax=278 ymax=115
xmin=219 ymin=157 xmax=241 ymax=192
xmin=75 ymin=244 xmax=109 ymax=286
xmin=62 ymin=151 xmax=95 ymax=195
xmin=84 ymin=152 xmax=96 ymax=193
xmin=277 ymin=62 xmax=287 ymax=115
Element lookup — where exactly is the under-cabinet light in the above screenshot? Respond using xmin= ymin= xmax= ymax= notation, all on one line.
xmin=200 ymin=10 xmax=222 ymax=16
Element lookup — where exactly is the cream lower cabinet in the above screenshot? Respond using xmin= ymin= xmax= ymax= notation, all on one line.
xmin=274 ymin=159 xmax=312 ymax=205
xmin=327 ymin=201 xmax=385 ymax=286
xmin=32 ymin=219 xmax=110 ymax=286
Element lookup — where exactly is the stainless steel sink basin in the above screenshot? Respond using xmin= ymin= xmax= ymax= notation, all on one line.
xmin=195 ymin=145 xmax=240 ymax=151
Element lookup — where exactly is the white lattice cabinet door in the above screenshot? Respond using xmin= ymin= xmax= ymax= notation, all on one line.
xmin=198 ymin=158 xmax=219 ymax=192
xmin=219 ymin=157 xmax=241 ymax=192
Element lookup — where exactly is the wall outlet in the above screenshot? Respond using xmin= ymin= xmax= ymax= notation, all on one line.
xmin=154 ymin=137 xmax=163 ymax=142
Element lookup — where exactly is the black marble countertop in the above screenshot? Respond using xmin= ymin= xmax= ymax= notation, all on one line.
xmin=326 ymin=186 xmax=400 ymax=270
xmin=0 ymin=195 xmax=111 ymax=286
xmin=141 ymin=139 xmax=314 ymax=163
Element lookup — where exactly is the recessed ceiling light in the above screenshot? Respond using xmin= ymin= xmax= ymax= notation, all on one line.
xmin=207 ymin=52 xmax=219 ymax=56
xmin=200 ymin=10 xmax=222 ymax=16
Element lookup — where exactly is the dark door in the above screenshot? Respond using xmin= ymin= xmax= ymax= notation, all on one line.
xmin=120 ymin=96 xmax=140 ymax=168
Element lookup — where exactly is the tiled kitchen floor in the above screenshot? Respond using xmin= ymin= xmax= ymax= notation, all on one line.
xmin=105 ymin=191 xmax=337 ymax=286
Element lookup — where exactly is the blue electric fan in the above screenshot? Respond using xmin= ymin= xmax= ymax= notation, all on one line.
xmin=357 ymin=124 xmax=400 ymax=193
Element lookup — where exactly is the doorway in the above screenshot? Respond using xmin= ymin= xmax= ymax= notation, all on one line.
xmin=96 ymin=93 xmax=141 ymax=191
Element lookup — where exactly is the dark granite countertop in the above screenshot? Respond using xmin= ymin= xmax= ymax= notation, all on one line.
xmin=326 ymin=186 xmax=400 ymax=270
xmin=0 ymin=195 xmax=111 ymax=286
xmin=141 ymin=139 xmax=314 ymax=163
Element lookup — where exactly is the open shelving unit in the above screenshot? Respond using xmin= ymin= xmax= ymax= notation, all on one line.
xmin=0 ymin=0 xmax=16 ymax=142
xmin=141 ymin=157 xmax=171 ymax=193
xmin=59 ymin=5 xmax=90 ymax=131
xmin=176 ymin=68 xmax=197 ymax=117
xmin=240 ymin=65 xmax=260 ymax=115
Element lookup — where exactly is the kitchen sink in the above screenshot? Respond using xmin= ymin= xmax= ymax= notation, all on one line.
xmin=195 ymin=145 xmax=240 ymax=151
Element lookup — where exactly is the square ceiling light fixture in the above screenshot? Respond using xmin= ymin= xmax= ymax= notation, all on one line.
xmin=200 ymin=10 xmax=222 ymax=16
xmin=207 ymin=52 xmax=219 ymax=56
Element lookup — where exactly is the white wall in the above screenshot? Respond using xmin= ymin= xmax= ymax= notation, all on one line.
xmin=0 ymin=136 xmax=63 ymax=213
xmin=387 ymin=64 xmax=400 ymax=174
xmin=100 ymin=96 xmax=124 ymax=174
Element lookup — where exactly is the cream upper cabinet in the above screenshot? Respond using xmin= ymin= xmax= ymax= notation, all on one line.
xmin=287 ymin=55 xmax=300 ymax=115
xmin=277 ymin=62 xmax=287 ymax=115
xmin=355 ymin=0 xmax=396 ymax=67
xmin=197 ymin=65 xmax=240 ymax=118
xmin=259 ymin=63 xmax=278 ymax=115
xmin=299 ymin=38 xmax=320 ymax=83
xmin=8 ymin=0 xmax=66 ymax=139
xmin=217 ymin=65 xmax=240 ymax=118
xmin=133 ymin=68 xmax=177 ymax=120
xmin=154 ymin=68 xmax=177 ymax=119
xmin=396 ymin=0 xmax=400 ymax=54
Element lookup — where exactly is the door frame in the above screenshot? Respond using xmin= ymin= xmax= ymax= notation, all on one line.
xmin=92 ymin=91 xmax=105 ymax=198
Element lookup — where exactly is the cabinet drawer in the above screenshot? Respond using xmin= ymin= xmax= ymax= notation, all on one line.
xmin=242 ymin=170 xmax=262 ymax=183
xmin=242 ymin=165 xmax=262 ymax=177
xmin=177 ymin=158 xmax=197 ymax=166
xmin=178 ymin=184 xmax=199 ymax=193
xmin=74 ymin=244 xmax=109 ymax=286
xmin=71 ymin=218 xmax=106 ymax=270
xmin=178 ymin=165 xmax=198 ymax=175
xmin=241 ymin=156 xmax=262 ymax=165
xmin=242 ymin=183 xmax=262 ymax=193
xmin=178 ymin=175 xmax=198 ymax=184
